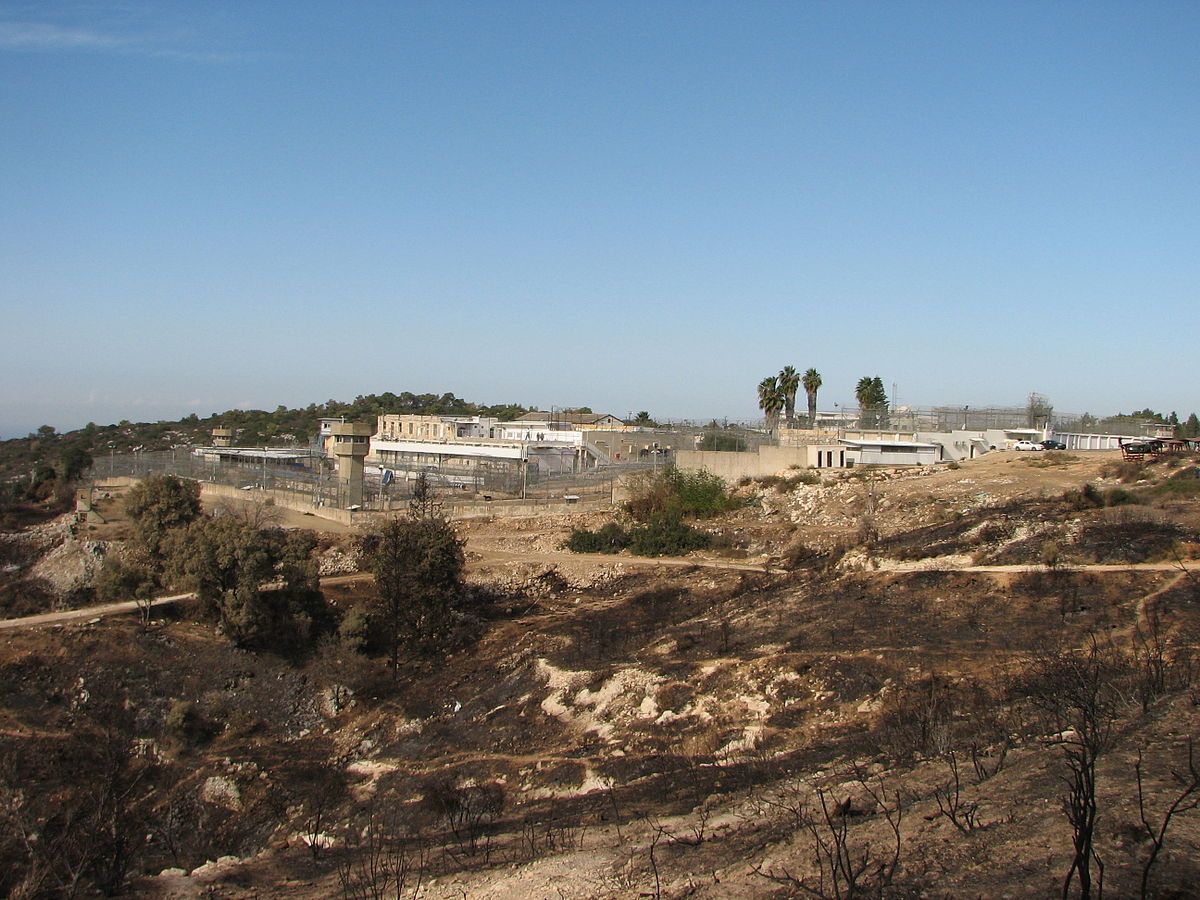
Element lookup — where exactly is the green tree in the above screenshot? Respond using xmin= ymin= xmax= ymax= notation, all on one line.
xmin=758 ymin=376 xmax=784 ymax=432
xmin=802 ymin=368 xmax=822 ymax=428
xmin=363 ymin=517 xmax=467 ymax=673
xmin=871 ymin=376 xmax=890 ymax=429
xmin=1184 ymin=413 xmax=1200 ymax=438
xmin=855 ymin=376 xmax=889 ymax=429
xmin=60 ymin=445 xmax=93 ymax=483
xmin=408 ymin=471 xmax=443 ymax=520
xmin=165 ymin=515 xmax=276 ymax=647
xmin=633 ymin=411 xmax=656 ymax=426
xmin=124 ymin=475 xmax=202 ymax=563
xmin=778 ymin=366 xmax=800 ymax=428
xmin=95 ymin=556 xmax=158 ymax=626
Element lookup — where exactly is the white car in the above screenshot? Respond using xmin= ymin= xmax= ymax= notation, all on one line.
xmin=1013 ymin=440 xmax=1044 ymax=451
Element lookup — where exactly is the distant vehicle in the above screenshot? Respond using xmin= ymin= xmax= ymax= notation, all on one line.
xmin=1040 ymin=439 xmax=1067 ymax=450
xmin=1013 ymin=440 xmax=1044 ymax=451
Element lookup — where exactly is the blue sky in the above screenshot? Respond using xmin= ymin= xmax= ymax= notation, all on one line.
xmin=1 ymin=1 xmax=1197 ymax=436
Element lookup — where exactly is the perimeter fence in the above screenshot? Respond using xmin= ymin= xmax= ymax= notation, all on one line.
xmin=92 ymin=450 xmax=650 ymax=513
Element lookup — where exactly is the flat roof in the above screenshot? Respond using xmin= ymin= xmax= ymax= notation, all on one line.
xmin=841 ymin=439 xmax=940 ymax=449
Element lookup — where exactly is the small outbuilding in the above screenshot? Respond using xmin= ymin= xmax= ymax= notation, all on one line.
xmin=841 ymin=438 xmax=940 ymax=467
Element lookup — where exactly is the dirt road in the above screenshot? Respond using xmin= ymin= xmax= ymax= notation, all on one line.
xmin=0 ymin=574 xmax=372 ymax=632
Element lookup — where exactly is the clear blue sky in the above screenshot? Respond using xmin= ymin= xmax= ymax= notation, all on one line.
xmin=1 ymin=1 xmax=1197 ymax=437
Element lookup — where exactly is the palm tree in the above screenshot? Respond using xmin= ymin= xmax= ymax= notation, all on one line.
xmin=855 ymin=376 xmax=888 ymax=429
xmin=758 ymin=376 xmax=784 ymax=433
xmin=778 ymin=366 xmax=800 ymax=428
xmin=802 ymin=368 xmax=822 ymax=428
xmin=855 ymin=376 xmax=875 ymax=428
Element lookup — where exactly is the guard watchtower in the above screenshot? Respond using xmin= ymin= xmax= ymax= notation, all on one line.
xmin=330 ymin=422 xmax=372 ymax=508
xmin=212 ymin=427 xmax=233 ymax=448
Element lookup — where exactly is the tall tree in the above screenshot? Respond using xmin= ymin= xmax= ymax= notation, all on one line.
xmin=165 ymin=515 xmax=277 ymax=647
xmin=855 ymin=376 xmax=889 ymax=429
xmin=123 ymin=474 xmax=202 ymax=563
xmin=757 ymin=376 xmax=784 ymax=433
xmin=1027 ymin=392 xmax=1054 ymax=430
xmin=777 ymin=366 xmax=800 ymax=428
xmin=802 ymin=368 xmax=822 ymax=428
xmin=363 ymin=517 xmax=466 ymax=674
xmin=871 ymin=377 xmax=890 ymax=429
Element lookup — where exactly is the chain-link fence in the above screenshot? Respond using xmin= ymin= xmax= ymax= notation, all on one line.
xmin=92 ymin=449 xmax=646 ymax=512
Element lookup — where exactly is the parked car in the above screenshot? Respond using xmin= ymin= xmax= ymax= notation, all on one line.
xmin=1013 ymin=440 xmax=1044 ymax=451
xmin=1040 ymin=439 xmax=1067 ymax=450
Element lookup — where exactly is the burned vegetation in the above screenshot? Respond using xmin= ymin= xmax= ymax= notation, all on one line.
xmin=1 ymin=453 xmax=1200 ymax=897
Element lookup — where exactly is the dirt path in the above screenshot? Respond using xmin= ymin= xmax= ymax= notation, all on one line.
xmin=0 ymin=573 xmax=373 ymax=632
xmin=470 ymin=546 xmax=786 ymax=574
xmin=3 ymin=540 xmax=1190 ymax=632
xmin=876 ymin=559 xmax=1195 ymax=574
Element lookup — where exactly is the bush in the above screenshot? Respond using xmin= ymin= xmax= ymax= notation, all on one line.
xmin=95 ymin=556 xmax=158 ymax=605
xmin=564 ymin=522 xmax=630 ymax=554
xmin=1104 ymin=487 xmax=1140 ymax=506
xmin=759 ymin=470 xmax=820 ymax=492
xmin=628 ymin=512 xmax=711 ymax=557
xmin=624 ymin=468 xmax=738 ymax=522
xmin=337 ymin=604 xmax=372 ymax=652
xmin=1064 ymin=483 xmax=1105 ymax=510
xmin=1100 ymin=460 xmax=1149 ymax=484
xmin=362 ymin=517 xmax=469 ymax=669
xmin=1153 ymin=469 xmax=1200 ymax=498
xmin=164 ymin=699 xmax=214 ymax=746
xmin=124 ymin=474 xmax=202 ymax=561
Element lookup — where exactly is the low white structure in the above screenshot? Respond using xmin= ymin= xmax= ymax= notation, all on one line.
xmin=1055 ymin=432 xmax=1142 ymax=451
xmin=841 ymin=437 xmax=940 ymax=467
xmin=492 ymin=423 xmax=585 ymax=446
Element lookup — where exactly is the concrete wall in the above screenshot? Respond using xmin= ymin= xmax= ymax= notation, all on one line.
xmin=675 ymin=446 xmax=813 ymax=482
xmin=776 ymin=428 xmax=843 ymax=446
xmin=917 ymin=430 xmax=992 ymax=462
xmin=200 ymin=482 xmax=357 ymax=524
xmin=847 ymin=445 xmax=939 ymax=466
xmin=1056 ymin=432 xmax=1139 ymax=451
xmin=112 ymin=477 xmax=613 ymax=530
xmin=587 ymin=429 xmax=695 ymax=462
xmin=202 ymin=481 xmax=612 ymax=525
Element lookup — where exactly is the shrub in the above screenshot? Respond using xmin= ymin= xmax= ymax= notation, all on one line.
xmin=1104 ymin=487 xmax=1139 ymax=506
xmin=947 ymin=461 xmax=960 ymax=470
xmin=564 ymin=521 xmax=630 ymax=554
xmin=628 ymin=512 xmax=711 ymax=557
xmin=124 ymin=474 xmax=202 ymax=562
xmin=671 ymin=468 xmax=736 ymax=517
xmin=623 ymin=468 xmax=737 ymax=522
xmin=361 ymin=517 xmax=468 ymax=669
xmin=781 ymin=536 xmax=823 ymax=570
xmin=1101 ymin=459 xmax=1149 ymax=484
xmin=757 ymin=470 xmax=820 ymax=492
xmin=1153 ymin=470 xmax=1200 ymax=498
xmin=1064 ymin=483 xmax=1104 ymax=510
xmin=164 ymin=699 xmax=214 ymax=746
xmin=94 ymin=555 xmax=157 ymax=605
xmin=337 ymin=604 xmax=373 ymax=652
